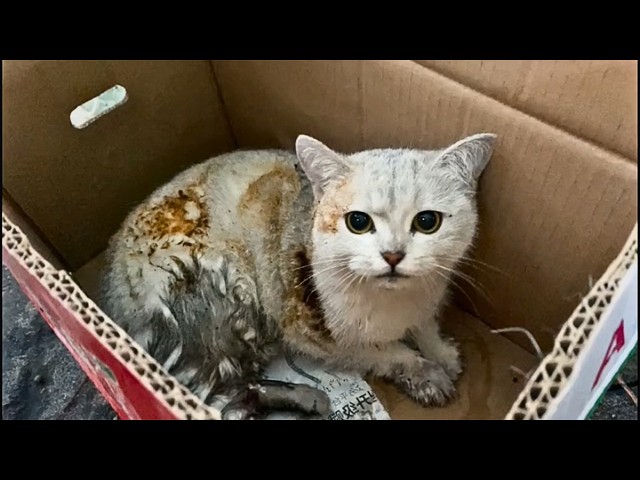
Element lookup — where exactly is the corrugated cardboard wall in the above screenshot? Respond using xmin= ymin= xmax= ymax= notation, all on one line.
xmin=212 ymin=60 xmax=638 ymax=351
xmin=2 ymin=60 xmax=236 ymax=269
xmin=416 ymin=60 xmax=638 ymax=161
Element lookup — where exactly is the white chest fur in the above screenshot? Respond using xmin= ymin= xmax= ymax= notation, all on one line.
xmin=316 ymin=271 xmax=447 ymax=347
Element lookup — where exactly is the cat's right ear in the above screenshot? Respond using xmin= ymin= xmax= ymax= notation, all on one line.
xmin=295 ymin=135 xmax=350 ymax=200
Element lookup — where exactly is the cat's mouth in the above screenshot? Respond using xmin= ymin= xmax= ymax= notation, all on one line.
xmin=375 ymin=271 xmax=410 ymax=280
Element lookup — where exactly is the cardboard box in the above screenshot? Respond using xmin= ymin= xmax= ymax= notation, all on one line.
xmin=2 ymin=60 xmax=637 ymax=420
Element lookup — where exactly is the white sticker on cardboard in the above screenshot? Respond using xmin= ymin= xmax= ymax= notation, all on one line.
xmin=544 ymin=260 xmax=638 ymax=420
xmin=70 ymin=85 xmax=128 ymax=129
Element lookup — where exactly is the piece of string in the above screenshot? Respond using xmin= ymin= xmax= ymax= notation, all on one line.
xmin=491 ymin=326 xmax=545 ymax=382
xmin=491 ymin=327 xmax=545 ymax=360
xmin=616 ymin=375 xmax=638 ymax=407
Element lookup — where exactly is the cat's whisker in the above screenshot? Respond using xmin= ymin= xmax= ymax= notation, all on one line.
xmin=430 ymin=239 xmax=509 ymax=272
xmin=436 ymin=253 xmax=509 ymax=277
xmin=427 ymin=259 xmax=486 ymax=286
xmin=291 ymin=256 xmax=350 ymax=272
xmin=430 ymin=263 xmax=494 ymax=307
xmin=312 ymin=272 xmax=353 ymax=290
xmin=346 ymin=273 xmax=369 ymax=331
xmin=451 ymin=272 xmax=492 ymax=301
xmin=296 ymin=270 xmax=348 ymax=290
xmin=437 ymin=266 xmax=492 ymax=301
xmin=307 ymin=263 xmax=349 ymax=277
xmin=413 ymin=251 xmax=492 ymax=272
xmin=431 ymin=269 xmax=483 ymax=317
xmin=355 ymin=272 xmax=367 ymax=298
xmin=457 ymin=256 xmax=508 ymax=275
xmin=330 ymin=270 xmax=360 ymax=293
xmin=307 ymin=263 xmax=350 ymax=279
xmin=295 ymin=263 xmax=350 ymax=288
xmin=436 ymin=263 xmax=483 ymax=286
xmin=343 ymin=271 xmax=364 ymax=295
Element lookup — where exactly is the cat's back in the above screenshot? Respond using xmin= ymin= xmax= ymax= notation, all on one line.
xmin=103 ymin=148 xmax=302 ymax=324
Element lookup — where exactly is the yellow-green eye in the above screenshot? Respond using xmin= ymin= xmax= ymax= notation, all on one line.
xmin=345 ymin=211 xmax=374 ymax=234
xmin=412 ymin=211 xmax=442 ymax=234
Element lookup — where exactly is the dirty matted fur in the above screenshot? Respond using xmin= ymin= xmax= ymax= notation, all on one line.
xmin=101 ymin=133 xmax=496 ymax=418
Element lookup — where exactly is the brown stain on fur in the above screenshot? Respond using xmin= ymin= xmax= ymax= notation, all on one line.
xmin=281 ymin=248 xmax=334 ymax=346
xmin=315 ymin=180 xmax=352 ymax=234
xmin=135 ymin=186 xmax=210 ymax=244
xmin=294 ymin=249 xmax=324 ymax=319
xmin=239 ymin=165 xmax=299 ymax=226
xmin=236 ymin=164 xmax=334 ymax=348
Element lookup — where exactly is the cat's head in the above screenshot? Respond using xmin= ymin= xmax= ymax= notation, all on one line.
xmin=295 ymin=133 xmax=496 ymax=290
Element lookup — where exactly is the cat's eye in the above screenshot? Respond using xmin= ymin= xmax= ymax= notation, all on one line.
xmin=412 ymin=211 xmax=442 ymax=234
xmin=345 ymin=212 xmax=374 ymax=234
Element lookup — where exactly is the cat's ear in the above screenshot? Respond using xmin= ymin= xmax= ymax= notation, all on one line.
xmin=433 ymin=133 xmax=497 ymax=187
xmin=295 ymin=135 xmax=350 ymax=200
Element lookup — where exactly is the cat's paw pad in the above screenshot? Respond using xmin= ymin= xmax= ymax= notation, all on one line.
xmin=394 ymin=358 xmax=456 ymax=407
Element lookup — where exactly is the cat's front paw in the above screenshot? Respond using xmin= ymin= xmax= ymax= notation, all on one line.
xmin=392 ymin=357 xmax=456 ymax=407
xmin=436 ymin=339 xmax=462 ymax=382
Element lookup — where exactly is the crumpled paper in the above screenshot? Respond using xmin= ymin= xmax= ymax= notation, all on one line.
xmin=262 ymin=354 xmax=391 ymax=420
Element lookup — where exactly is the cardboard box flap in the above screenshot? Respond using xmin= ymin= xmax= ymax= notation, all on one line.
xmin=2 ymin=189 xmax=67 ymax=271
xmin=212 ymin=60 xmax=638 ymax=353
xmin=416 ymin=61 xmax=638 ymax=161
xmin=2 ymin=60 xmax=236 ymax=270
xmin=2 ymin=212 xmax=221 ymax=420
xmin=507 ymin=223 xmax=638 ymax=420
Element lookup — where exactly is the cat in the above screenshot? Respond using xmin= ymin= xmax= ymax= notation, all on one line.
xmin=101 ymin=133 xmax=496 ymax=419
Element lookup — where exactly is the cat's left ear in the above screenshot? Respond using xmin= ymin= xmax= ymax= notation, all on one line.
xmin=433 ymin=133 xmax=497 ymax=187
xmin=295 ymin=135 xmax=351 ymax=200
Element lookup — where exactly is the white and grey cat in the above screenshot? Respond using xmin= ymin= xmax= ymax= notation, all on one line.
xmin=101 ymin=133 xmax=496 ymax=419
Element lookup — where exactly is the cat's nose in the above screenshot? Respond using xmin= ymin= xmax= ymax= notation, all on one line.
xmin=381 ymin=251 xmax=406 ymax=268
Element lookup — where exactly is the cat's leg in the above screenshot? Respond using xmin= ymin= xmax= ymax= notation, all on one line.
xmin=408 ymin=318 xmax=462 ymax=381
xmin=342 ymin=341 xmax=456 ymax=407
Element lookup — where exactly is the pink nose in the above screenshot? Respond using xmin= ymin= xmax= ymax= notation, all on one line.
xmin=381 ymin=251 xmax=405 ymax=267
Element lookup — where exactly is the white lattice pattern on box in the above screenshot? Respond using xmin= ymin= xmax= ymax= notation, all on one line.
xmin=506 ymin=223 xmax=637 ymax=420
xmin=2 ymin=213 xmax=221 ymax=420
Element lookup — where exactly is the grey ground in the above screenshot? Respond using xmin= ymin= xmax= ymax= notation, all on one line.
xmin=2 ymin=265 xmax=637 ymax=420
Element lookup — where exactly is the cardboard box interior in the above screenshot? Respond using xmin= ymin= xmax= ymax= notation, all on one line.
xmin=2 ymin=60 xmax=637 ymax=419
